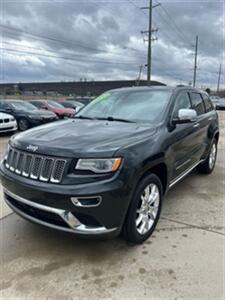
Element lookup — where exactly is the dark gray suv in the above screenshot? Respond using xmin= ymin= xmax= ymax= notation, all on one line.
xmin=0 ymin=86 xmax=219 ymax=243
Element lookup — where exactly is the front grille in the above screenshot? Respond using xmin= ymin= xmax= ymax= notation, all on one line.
xmin=5 ymin=146 xmax=67 ymax=183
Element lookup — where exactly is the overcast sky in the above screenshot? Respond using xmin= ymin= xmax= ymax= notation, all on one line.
xmin=0 ymin=0 xmax=224 ymax=89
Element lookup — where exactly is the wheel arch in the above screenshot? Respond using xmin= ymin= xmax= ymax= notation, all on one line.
xmin=137 ymin=162 xmax=168 ymax=195
xmin=214 ymin=131 xmax=219 ymax=144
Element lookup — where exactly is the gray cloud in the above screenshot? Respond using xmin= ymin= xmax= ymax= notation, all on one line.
xmin=0 ymin=0 xmax=224 ymax=89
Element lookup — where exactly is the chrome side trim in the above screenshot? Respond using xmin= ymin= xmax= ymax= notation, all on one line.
xmin=4 ymin=189 xmax=117 ymax=235
xmin=175 ymin=159 xmax=191 ymax=171
xmin=169 ymin=160 xmax=204 ymax=189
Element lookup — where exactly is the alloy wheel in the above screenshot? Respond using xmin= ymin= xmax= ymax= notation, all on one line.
xmin=136 ymin=183 xmax=160 ymax=235
xmin=209 ymin=143 xmax=217 ymax=170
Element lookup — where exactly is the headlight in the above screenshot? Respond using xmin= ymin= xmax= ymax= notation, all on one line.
xmin=76 ymin=158 xmax=122 ymax=173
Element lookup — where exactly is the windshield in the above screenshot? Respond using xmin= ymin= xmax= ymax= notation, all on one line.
xmin=77 ymin=90 xmax=171 ymax=123
xmin=10 ymin=101 xmax=38 ymax=111
xmin=47 ymin=100 xmax=64 ymax=108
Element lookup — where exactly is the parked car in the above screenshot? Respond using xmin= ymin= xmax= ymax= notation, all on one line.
xmin=0 ymin=100 xmax=58 ymax=131
xmin=0 ymin=86 xmax=219 ymax=244
xmin=0 ymin=112 xmax=17 ymax=133
xmin=216 ymin=98 xmax=225 ymax=110
xmin=59 ymin=100 xmax=84 ymax=112
xmin=210 ymin=96 xmax=220 ymax=108
xmin=67 ymin=97 xmax=93 ymax=106
xmin=30 ymin=100 xmax=75 ymax=118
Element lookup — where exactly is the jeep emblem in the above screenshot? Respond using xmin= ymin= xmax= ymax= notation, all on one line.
xmin=26 ymin=145 xmax=38 ymax=152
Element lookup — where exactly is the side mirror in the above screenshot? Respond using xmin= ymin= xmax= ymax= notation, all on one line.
xmin=173 ymin=109 xmax=197 ymax=124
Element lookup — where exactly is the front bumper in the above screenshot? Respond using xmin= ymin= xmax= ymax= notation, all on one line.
xmin=0 ymin=163 xmax=132 ymax=237
xmin=0 ymin=122 xmax=17 ymax=133
xmin=4 ymin=189 xmax=117 ymax=235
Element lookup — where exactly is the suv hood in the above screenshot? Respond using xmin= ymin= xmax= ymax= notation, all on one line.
xmin=11 ymin=119 xmax=157 ymax=157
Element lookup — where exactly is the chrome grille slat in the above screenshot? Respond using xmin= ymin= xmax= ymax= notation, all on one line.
xmin=22 ymin=154 xmax=33 ymax=177
xmin=4 ymin=147 xmax=67 ymax=183
xmin=51 ymin=160 xmax=67 ymax=183
xmin=15 ymin=153 xmax=24 ymax=174
xmin=30 ymin=156 xmax=43 ymax=179
xmin=40 ymin=158 xmax=54 ymax=182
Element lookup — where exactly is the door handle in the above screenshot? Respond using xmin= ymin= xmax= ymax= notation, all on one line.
xmin=193 ymin=123 xmax=200 ymax=128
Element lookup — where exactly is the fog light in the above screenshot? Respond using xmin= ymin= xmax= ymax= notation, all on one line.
xmin=71 ymin=196 xmax=102 ymax=207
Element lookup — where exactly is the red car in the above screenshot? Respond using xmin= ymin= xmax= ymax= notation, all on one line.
xmin=30 ymin=100 xmax=75 ymax=118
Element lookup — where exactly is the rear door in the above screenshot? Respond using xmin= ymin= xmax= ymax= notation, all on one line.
xmin=189 ymin=92 xmax=208 ymax=162
xmin=201 ymin=92 xmax=218 ymax=156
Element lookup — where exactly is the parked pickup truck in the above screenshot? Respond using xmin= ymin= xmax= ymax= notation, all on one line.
xmin=0 ymin=86 xmax=219 ymax=243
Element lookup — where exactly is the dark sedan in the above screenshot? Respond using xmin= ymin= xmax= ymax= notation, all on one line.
xmin=216 ymin=98 xmax=225 ymax=110
xmin=0 ymin=100 xmax=58 ymax=131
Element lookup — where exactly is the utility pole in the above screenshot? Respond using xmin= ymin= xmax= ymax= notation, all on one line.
xmin=136 ymin=65 xmax=143 ymax=86
xmin=217 ymin=63 xmax=222 ymax=92
xmin=193 ymin=35 xmax=198 ymax=87
xmin=141 ymin=1 xmax=160 ymax=86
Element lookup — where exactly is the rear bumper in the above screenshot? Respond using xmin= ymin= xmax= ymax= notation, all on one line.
xmin=216 ymin=105 xmax=225 ymax=110
xmin=0 ymin=163 xmax=132 ymax=237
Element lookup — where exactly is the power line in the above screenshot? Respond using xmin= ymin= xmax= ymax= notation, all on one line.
xmin=127 ymin=0 xmax=148 ymax=18
xmin=158 ymin=2 xmax=193 ymax=48
xmin=0 ymin=24 xmax=140 ymax=58
xmin=2 ymin=40 xmax=146 ymax=62
xmin=0 ymin=47 xmax=140 ymax=66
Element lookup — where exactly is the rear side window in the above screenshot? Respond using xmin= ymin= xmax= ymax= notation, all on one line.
xmin=0 ymin=102 xmax=10 ymax=109
xmin=190 ymin=93 xmax=205 ymax=115
xmin=173 ymin=92 xmax=191 ymax=118
xmin=32 ymin=102 xmax=42 ymax=108
xmin=202 ymin=94 xmax=213 ymax=112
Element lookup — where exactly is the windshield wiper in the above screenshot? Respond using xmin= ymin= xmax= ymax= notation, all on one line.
xmin=95 ymin=116 xmax=135 ymax=123
xmin=75 ymin=115 xmax=96 ymax=120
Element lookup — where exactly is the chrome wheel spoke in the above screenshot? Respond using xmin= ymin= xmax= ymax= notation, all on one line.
xmin=144 ymin=186 xmax=150 ymax=201
xmin=139 ymin=219 xmax=147 ymax=234
xmin=148 ymin=212 xmax=155 ymax=220
xmin=136 ymin=214 xmax=143 ymax=226
xmin=148 ymin=192 xmax=159 ymax=206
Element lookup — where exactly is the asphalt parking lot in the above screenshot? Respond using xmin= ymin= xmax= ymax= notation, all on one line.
xmin=0 ymin=113 xmax=224 ymax=299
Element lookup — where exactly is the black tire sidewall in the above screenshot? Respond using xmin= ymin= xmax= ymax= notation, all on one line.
xmin=123 ymin=173 xmax=163 ymax=244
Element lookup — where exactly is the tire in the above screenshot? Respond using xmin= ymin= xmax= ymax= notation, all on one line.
xmin=197 ymin=139 xmax=217 ymax=174
xmin=18 ymin=118 xmax=30 ymax=131
xmin=123 ymin=173 xmax=163 ymax=244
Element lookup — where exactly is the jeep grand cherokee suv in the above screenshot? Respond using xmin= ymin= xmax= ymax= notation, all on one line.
xmin=0 ymin=86 xmax=219 ymax=243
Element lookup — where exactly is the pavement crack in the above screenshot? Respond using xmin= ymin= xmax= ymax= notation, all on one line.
xmin=161 ymin=216 xmax=225 ymax=236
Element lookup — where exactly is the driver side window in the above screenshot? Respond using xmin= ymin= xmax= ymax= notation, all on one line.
xmin=173 ymin=93 xmax=191 ymax=118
